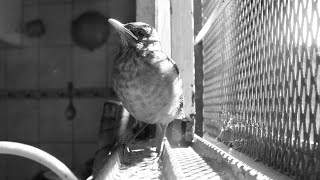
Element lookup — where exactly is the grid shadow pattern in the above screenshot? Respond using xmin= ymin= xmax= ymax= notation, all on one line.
xmin=202 ymin=0 xmax=320 ymax=179
xmin=172 ymin=147 xmax=227 ymax=180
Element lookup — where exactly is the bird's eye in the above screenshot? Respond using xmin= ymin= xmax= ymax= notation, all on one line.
xmin=137 ymin=30 xmax=144 ymax=37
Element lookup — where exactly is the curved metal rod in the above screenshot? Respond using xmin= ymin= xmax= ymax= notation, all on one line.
xmin=0 ymin=141 xmax=78 ymax=180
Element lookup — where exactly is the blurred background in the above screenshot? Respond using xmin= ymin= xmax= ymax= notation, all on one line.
xmin=0 ymin=0 xmax=136 ymax=179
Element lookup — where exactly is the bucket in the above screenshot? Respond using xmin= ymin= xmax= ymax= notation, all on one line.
xmin=98 ymin=100 xmax=130 ymax=149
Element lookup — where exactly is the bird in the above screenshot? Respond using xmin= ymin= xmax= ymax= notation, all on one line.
xmin=108 ymin=18 xmax=185 ymax=158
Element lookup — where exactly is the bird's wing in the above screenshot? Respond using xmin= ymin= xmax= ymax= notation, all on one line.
xmin=160 ymin=50 xmax=186 ymax=119
xmin=165 ymin=54 xmax=180 ymax=75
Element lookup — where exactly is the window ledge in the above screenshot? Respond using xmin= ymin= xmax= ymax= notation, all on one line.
xmin=169 ymin=135 xmax=293 ymax=180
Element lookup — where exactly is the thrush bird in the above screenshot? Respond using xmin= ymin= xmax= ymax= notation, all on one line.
xmin=108 ymin=18 xmax=185 ymax=158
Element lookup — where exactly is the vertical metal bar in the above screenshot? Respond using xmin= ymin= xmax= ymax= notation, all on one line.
xmin=155 ymin=0 xmax=171 ymax=57
xmin=170 ymin=0 xmax=194 ymax=117
xmin=194 ymin=0 xmax=204 ymax=137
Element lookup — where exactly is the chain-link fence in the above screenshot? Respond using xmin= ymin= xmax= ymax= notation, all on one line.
xmin=201 ymin=0 xmax=320 ymax=179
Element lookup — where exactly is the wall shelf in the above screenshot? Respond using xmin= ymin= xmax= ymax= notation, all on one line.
xmin=0 ymin=87 xmax=113 ymax=99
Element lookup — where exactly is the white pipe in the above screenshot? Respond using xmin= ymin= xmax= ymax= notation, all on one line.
xmin=194 ymin=0 xmax=232 ymax=45
xmin=0 ymin=141 xmax=78 ymax=180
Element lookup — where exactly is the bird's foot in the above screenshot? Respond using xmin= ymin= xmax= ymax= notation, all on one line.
xmin=151 ymin=150 xmax=165 ymax=170
xmin=151 ymin=137 xmax=167 ymax=166
xmin=151 ymin=156 xmax=161 ymax=170
xmin=121 ymin=145 xmax=132 ymax=164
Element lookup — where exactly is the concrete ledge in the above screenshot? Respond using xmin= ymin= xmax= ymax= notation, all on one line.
xmin=91 ymin=140 xmax=185 ymax=180
xmin=90 ymin=135 xmax=292 ymax=180
xmin=162 ymin=139 xmax=185 ymax=180
xmin=91 ymin=141 xmax=176 ymax=180
xmin=193 ymin=135 xmax=293 ymax=180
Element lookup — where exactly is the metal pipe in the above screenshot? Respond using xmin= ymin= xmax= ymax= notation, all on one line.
xmin=0 ymin=141 xmax=78 ymax=180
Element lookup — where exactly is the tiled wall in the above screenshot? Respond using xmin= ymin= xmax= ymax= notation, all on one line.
xmin=0 ymin=0 xmax=135 ymax=179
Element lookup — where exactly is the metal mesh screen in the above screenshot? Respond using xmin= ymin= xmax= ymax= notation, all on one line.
xmin=202 ymin=0 xmax=320 ymax=178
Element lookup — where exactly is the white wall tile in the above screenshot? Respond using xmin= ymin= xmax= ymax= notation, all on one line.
xmin=0 ymin=155 xmax=6 ymax=180
xmin=73 ymin=143 xmax=97 ymax=171
xmin=6 ymin=48 xmax=38 ymax=89
xmin=0 ymin=50 xmax=5 ymax=89
xmin=6 ymin=146 xmax=41 ymax=180
xmin=22 ymin=3 xmax=40 ymax=47
xmin=7 ymin=100 xmax=39 ymax=143
xmin=74 ymin=99 xmax=104 ymax=142
xmin=105 ymin=43 xmax=118 ymax=87
xmin=23 ymin=0 xmax=38 ymax=6
xmin=0 ymin=100 xmax=7 ymax=140
xmin=39 ymin=3 xmax=71 ymax=46
xmin=71 ymin=0 xmax=109 ymax=88
xmin=106 ymin=0 xmax=136 ymax=22
xmin=72 ymin=0 xmax=107 ymax=18
xmin=40 ymin=143 xmax=72 ymax=168
xmin=73 ymin=46 xmax=106 ymax=87
xmin=39 ymin=0 xmax=72 ymax=4
xmin=39 ymin=47 xmax=71 ymax=88
xmin=40 ymin=99 xmax=72 ymax=142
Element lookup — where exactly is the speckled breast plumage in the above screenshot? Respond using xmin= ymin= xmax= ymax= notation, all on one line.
xmin=112 ymin=48 xmax=184 ymax=125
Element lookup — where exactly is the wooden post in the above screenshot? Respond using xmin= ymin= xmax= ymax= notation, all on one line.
xmin=155 ymin=0 xmax=171 ymax=56
xmin=136 ymin=0 xmax=171 ymax=56
xmin=194 ymin=0 xmax=204 ymax=136
xmin=170 ymin=0 xmax=194 ymax=117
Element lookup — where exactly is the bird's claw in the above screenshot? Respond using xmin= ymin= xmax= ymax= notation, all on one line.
xmin=151 ymin=156 xmax=161 ymax=170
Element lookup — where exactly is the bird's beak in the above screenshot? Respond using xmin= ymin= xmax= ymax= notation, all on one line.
xmin=108 ymin=18 xmax=138 ymax=41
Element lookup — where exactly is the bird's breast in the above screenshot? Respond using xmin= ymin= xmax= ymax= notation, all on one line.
xmin=112 ymin=52 xmax=181 ymax=124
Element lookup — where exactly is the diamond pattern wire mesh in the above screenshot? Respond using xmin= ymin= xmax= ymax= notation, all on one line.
xmin=202 ymin=0 xmax=320 ymax=179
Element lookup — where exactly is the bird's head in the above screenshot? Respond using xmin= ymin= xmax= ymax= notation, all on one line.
xmin=108 ymin=18 xmax=160 ymax=49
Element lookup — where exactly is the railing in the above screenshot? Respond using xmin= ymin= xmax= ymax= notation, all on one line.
xmin=200 ymin=0 xmax=320 ymax=179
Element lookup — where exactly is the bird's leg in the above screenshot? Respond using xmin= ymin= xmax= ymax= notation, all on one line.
xmin=112 ymin=123 xmax=149 ymax=164
xmin=151 ymin=123 xmax=168 ymax=167
xmin=157 ymin=123 xmax=168 ymax=158
xmin=111 ymin=123 xmax=149 ymax=152
xmin=124 ymin=122 xmax=149 ymax=146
